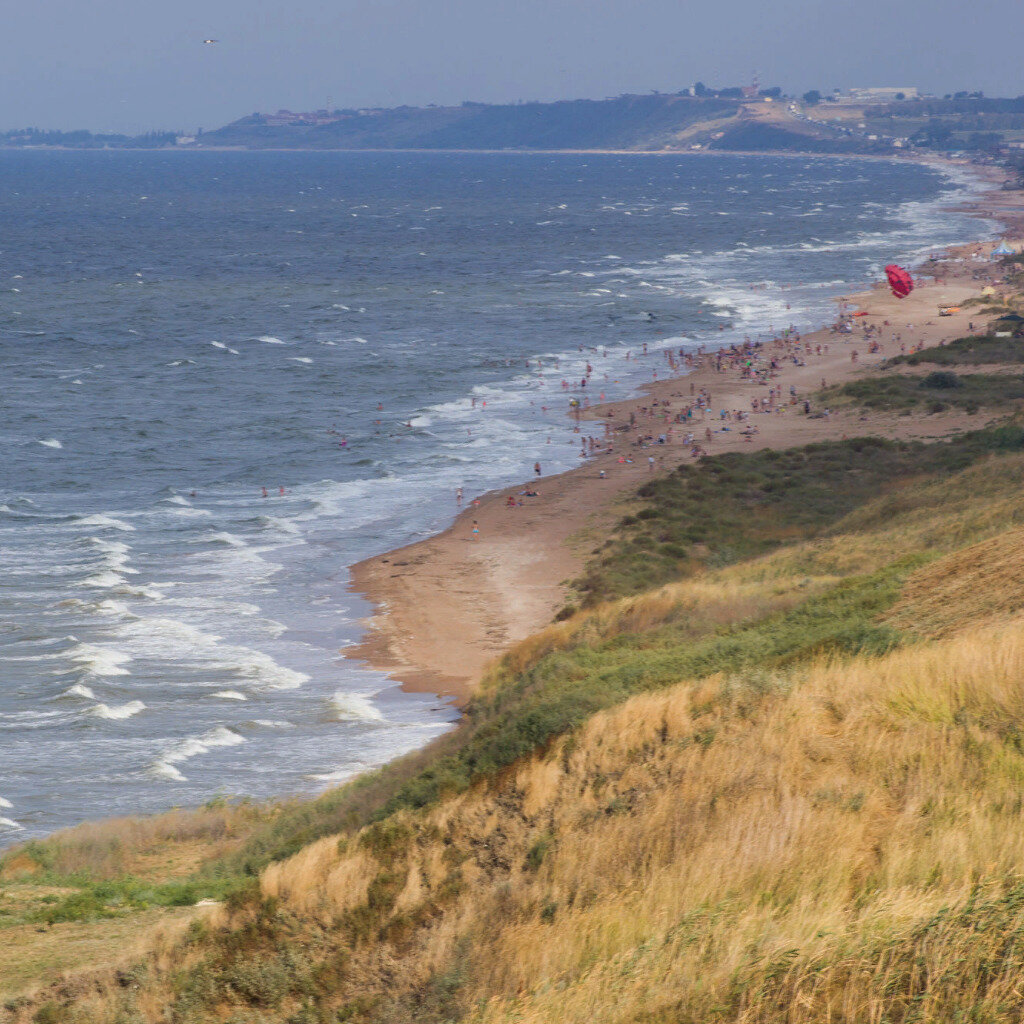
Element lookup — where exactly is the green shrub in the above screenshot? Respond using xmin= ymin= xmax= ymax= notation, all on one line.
xmin=921 ymin=370 xmax=963 ymax=389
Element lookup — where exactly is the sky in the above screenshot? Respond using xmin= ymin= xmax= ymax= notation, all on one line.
xmin=2 ymin=0 xmax=1023 ymax=133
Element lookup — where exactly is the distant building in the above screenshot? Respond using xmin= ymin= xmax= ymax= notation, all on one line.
xmin=260 ymin=109 xmax=347 ymax=127
xmin=845 ymin=87 xmax=919 ymax=103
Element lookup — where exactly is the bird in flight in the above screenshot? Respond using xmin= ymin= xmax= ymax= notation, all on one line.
xmin=203 ymin=38 xmax=219 ymax=44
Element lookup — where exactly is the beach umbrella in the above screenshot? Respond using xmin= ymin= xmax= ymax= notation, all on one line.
xmin=884 ymin=264 xmax=914 ymax=299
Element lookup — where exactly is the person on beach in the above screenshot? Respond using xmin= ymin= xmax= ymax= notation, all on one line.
xmin=534 ymin=461 xmax=541 ymax=477
xmin=456 ymin=487 xmax=463 ymax=506
xmin=471 ymin=520 xmax=479 ymax=540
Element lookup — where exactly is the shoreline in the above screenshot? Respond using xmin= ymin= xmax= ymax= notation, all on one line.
xmin=345 ymin=164 xmax=1024 ymax=705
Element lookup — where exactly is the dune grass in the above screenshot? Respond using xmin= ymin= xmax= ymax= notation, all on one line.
xmin=889 ymin=333 xmax=1024 ymax=366
xmin=820 ymin=369 xmax=1024 ymax=415
xmin=572 ymin=424 xmax=1024 ymax=605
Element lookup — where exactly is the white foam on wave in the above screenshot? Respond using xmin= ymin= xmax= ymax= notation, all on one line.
xmin=205 ymin=531 xmax=248 ymax=548
xmin=149 ymin=726 xmax=246 ymax=782
xmin=68 ymin=643 xmax=132 ymax=676
xmin=112 ymin=583 xmax=165 ymax=601
xmin=258 ymin=335 xmax=285 ymax=344
xmin=0 ymin=817 xmax=23 ymax=831
xmin=76 ymin=514 xmax=134 ymax=532
xmin=90 ymin=700 xmax=146 ymax=720
xmin=289 ymin=356 xmax=314 ymax=365
xmin=211 ymin=690 xmax=247 ymax=701
xmin=63 ymin=683 xmax=96 ymax=699
xmin=87 ymin=537 xmax=131 ymax=555
xmin=38 ymin=438 xmax=63 ymax=449
xmin=329 ymin=691 xmax=385 ymax=722
xmin=257 ymin=515 xmax=303 ymax=536
xmin=226 ymin=653 xmax=309 ymax=691
xmin=114 ymin=617 xmax=222 ymax=654
xmin=80 ymin=570 xmax=129 ymax=589
xmin=166 ymin=505 xmax=212 ymax=518
xmin=0 ymin=796 xmax=12 ymax=809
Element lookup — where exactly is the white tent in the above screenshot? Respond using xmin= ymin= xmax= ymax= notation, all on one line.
xmin=992 ymin=241 xmax=1016 ymax=256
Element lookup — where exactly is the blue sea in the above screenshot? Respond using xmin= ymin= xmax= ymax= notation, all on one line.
xmin=0 ymin=150 xmax=995 ymax=842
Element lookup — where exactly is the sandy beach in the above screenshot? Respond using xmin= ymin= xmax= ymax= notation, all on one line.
xmin=347 ymin=172 xmax=1024 ymax=703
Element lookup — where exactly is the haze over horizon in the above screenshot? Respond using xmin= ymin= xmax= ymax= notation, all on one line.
xmin=2 ymin=0 xmax=1023 ymax=135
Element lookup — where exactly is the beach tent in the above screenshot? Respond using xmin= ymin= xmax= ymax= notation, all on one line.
xmin=987 ymin=313 xmax=1024 ymax=337
xmin=992 ymin=242 xmax=1016 ymax=256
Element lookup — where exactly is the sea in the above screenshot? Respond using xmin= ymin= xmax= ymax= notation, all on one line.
xmin=0 ymin=150 xmax=997 ymax=843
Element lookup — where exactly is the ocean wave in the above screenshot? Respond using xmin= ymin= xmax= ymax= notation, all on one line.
xmin=85 ymin=537 xmax=131 ymax=555
xmin=210 ymin=690 xmax=247 ymax=700
xmin=113 ymin=616 xmax=223 ymax=654
xmin=329 ymin=691 xmax=384 ymax=722
xmin=89 ymin=700 xmax=146 ymax=720
xmin=0 ymin=817 xmax=24 ymax=831
xmin=148 ymin=726 xmax=246 ymax=782
xmin=67 ymin=643 xmax=132 ymax=676
xmin=80 ymin=570 xmax=129 ymax=589
xmin=37 ymin=438 xmax=63 ymax=449
xmin=62 ymin=683 xmax=97 ymax=699
xmin=203 ymin=531 xmax=249 ymax=548
xmin=255 ymin=515 xmax=303 ymax=536
xmin=75 ymin=515 xmax=134 ymax=532
xmin=111 ymin=583 xmax=165 ymax=601
xmin=226 ymin=653 xmax=309 ymax=690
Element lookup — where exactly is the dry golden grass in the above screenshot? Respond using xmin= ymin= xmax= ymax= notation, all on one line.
xmin=0 ymin=906 xmax=201 ymax=1000
xmin=214 ymin=615 xmax=1024 ymax=1023
xmin=0 ymin=800 xmax=272 ymax=883
xmin=887 ymin=524 xmax=1024 ymax=637
xmin=15 ymin=453 xmax=1024 ymax=1022
xmin=465 ymin=620 xmax=1024 ymax=1023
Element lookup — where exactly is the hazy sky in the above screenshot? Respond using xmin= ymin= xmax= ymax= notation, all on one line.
xmin=3 ymin=0 xmax=1023 ymax=133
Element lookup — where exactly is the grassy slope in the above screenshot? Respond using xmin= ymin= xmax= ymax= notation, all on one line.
xmin=889 ymin=334 xmax=1024 ymax=366
xmin=11 ymin=342 xmax=1024 ymax=1021
xmin=821 ymin=369 xmax=1024 ymax=415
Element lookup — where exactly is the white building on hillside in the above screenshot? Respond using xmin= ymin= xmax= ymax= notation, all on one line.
xmin=845 ymin=87 xmax=919 ymax=103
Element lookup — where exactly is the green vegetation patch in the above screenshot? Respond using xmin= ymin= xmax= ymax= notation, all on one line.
xmin=889 ymin=333 xmax=1024 ymax=367
xmin=822 ymin=370 xmax=1024 ymax=414
xmin=575 ymin=426 xmax=1024 ymax=605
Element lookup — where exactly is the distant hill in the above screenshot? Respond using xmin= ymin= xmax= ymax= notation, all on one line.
xmin=6 ymin=88 xmax=1022 ymax=159
xmin=197 ymin=95 xmax=743 ymax=151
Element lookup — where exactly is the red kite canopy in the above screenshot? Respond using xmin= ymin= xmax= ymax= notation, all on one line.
xmin=884 ymin=264 xmax=914 ymax=299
